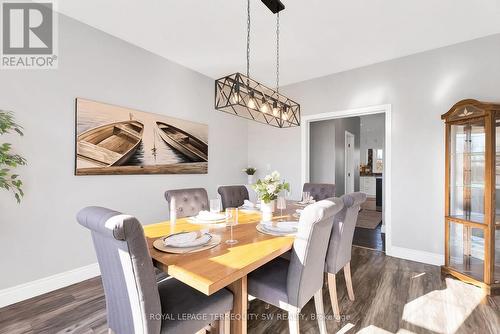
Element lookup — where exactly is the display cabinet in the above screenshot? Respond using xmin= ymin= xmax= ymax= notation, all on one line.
xmin=442 ymin=99 xmax=500 ymax=294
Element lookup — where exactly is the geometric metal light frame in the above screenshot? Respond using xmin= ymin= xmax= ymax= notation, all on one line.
xmin=215 ymin=72 xmax=300 ymax=128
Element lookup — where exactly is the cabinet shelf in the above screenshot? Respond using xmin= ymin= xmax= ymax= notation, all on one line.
xmin=443 ymin=99 xmax=500 ymax=295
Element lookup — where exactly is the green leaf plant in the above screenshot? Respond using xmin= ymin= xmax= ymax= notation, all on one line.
xmin=0 ymin=110 xmax=26 ymax=203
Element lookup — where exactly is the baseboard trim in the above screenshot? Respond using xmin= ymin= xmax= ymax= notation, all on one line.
xmin=389 ymin=246 xmax=444 ymax=266
xmin=0 ymin=263 xmax=100 ymax=308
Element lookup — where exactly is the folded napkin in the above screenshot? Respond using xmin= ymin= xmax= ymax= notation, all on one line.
xmin=242 ymin=200 xmax=256 ymax=208
xmin=196 ymin=211 xmax=226 ymax=221
xmin=164 ymin=231 xmax=212 ymax=248
xmin=262 ymin=221 xmax=298 ymax=234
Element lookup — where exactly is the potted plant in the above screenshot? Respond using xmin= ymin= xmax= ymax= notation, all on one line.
xmin=242 ymin=167 xmax=257 ymax=184
xmin=0 ymin=110 xmax=26 ymax=203
xmin=252 ymin=171 xmax=289 ymax=214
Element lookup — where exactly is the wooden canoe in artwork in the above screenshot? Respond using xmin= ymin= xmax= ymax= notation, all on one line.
xmin=156 ymin=121 xmax=208 ymax=162
xmin=77 ymin=121 xmax=144 ymax=167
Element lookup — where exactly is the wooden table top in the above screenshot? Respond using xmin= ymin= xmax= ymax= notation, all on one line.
xmin=144 ymin=205 xmax=302 ymax=295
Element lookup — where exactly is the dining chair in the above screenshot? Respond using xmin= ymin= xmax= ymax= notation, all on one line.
xmin=77 ymin=206 xmax=233 ymax=334
xmin=164 ymin=188 xmax=208 ymax=219
xmin=302 ymin=183 xmax=336 ymax=201
xmin=217 ymin=185 xmax=249 ymax=209
xmin=247 ymin=198 xmax=344 ymax=334
xmin=325 ymin=192 xmax=367 ymax=321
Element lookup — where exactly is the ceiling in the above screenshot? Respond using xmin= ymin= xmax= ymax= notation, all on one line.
xmin=58 ymin=0 xmax=500 ymax=86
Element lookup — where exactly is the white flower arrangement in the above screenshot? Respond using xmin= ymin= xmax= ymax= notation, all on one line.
xmin=251 ymin=171 xmax=289 ymax=203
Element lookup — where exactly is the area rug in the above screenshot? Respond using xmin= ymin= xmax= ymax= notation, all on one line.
xmin=356 ymin=209 xmax=382 ymax=229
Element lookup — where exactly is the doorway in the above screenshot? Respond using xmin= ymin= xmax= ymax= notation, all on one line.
xmin=344 ymin=131 xmax=355 ymax=194
xmin=301 ymin=104 xmax=391 ymax=254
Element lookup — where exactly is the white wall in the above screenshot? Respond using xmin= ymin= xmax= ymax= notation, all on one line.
xmin=360 ymin=114 xmax=385 ymax=166
xmin=248 ymin=33 xmax=500 ymax=257
xmin=0 ymin=15 xmax=248 ymax=290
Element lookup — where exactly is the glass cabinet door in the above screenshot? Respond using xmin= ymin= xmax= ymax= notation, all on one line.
xmin=494 ymin=116 xmax=500 ymax=283
xmin=449 ymin=120 xmax=485 ymax=223
xmin=449 ymin=221 xmax=485 ymax=281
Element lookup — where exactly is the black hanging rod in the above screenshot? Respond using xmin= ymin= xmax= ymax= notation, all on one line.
xmin=260 ymin=0 xmax=285 ymax=14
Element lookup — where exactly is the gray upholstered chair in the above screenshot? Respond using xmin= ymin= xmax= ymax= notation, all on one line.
xmin=247 ymin=198 xmax=344 ymax=334
xmin=164 ymin=188 xmax=208 ymax=219
xmin=302 ymin=183 xmax=336 ymax=201
xmin=217 ymin=185 xmax=249 ymax=209
xmin=325 ymin=192 xmax=367 ymax=321
xmin=77 ymin=206 xmax=232 ymax=334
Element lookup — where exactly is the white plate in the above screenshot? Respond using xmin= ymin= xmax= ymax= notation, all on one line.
xmin=188 ymin=217 xmax=226 ymax=225
xmin=195 ymin=212 xmax=226 ymax=221
xmin=163 ymin=232 xmax=212 ymax=248
xmin=239 ymin=205 xmax=259 ymax=211
xmin=256 ymin=223 xmax=297 ymax=236
xmin=262 ymin=221 xmax=298 ymax=234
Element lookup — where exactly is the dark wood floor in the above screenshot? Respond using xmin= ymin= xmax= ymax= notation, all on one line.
xmin=353 ymin=224 xmax=385 ymax=252
xmin=1 ymin=247 xmax=499 ymax=334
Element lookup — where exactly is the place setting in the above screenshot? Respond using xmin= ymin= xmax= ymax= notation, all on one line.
xmin=238 ymin=199 xmax=261 ymax=212
xmin=256 ymin=220 xmax=298 ymax=237
xmin=153 ymin=230 xmax=222 ymax=254
xmin=187 ymin=199 xmax=226 ymax=226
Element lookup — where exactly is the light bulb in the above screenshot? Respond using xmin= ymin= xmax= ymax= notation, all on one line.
xmin=282 ymin=106 xmax=289 ymax=120
xmin=260 ymin=97 xmax=269 ymax=113
xmin=231 ymin=93 xmax=242 ymax=104
xmin=272 ymin=102 xmax=280 ymax=117
xmin=231 ymin=84 xmax=242 ymax=104
xmin=247 ymin=91 xmax=256 ymax=109
xmin=248 ymin=97 xmax=256 ymax=109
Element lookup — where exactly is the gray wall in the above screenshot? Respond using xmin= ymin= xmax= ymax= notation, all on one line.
xmin=360 ymin=114 xmax=385 ymax=166
xmin=310 ymin=117 xmax=360 ymax=196
xmin=309 ymin=121 xmax=335 ymax=184
xmin=0 ymin=15 xmax=248 ymax=290
xmin=248 ymin=33 xmax=500 ymax=255
xmin=333 ymin=117 xmax=360 ymax=196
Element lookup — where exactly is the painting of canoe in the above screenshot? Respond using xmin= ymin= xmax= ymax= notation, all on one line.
xmin=156 ymin=122 xmax=208 ymax=162
xmin=75 ymin=98 xmax=208 ymax=175
xmin=77 ymin=121 xmax=144 ymax=167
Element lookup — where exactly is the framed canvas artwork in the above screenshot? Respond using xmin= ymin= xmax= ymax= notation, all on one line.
xmin=75 ymin=98 xmax=208 ymax=175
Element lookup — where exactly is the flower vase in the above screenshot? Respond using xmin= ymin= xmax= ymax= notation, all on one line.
xmin=260 ymin=200 xmax=275 ymax=214
xmin=260 ymin=200 xmax=275 ymax=221
xmin=247 ymin=174 xmax=254 ymax=184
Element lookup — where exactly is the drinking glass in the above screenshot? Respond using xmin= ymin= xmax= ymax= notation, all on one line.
xmin=210 ymin=198 xmax=222 ymax=213
xmin=225 ymin=207 xmax=238 ymax=245
xmin=302 ymin=191 xmax=311 ymax=203
xmin=277 ymin=196 xmax=287 ymax=221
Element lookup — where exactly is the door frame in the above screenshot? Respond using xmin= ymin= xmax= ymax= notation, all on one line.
xmin=300 ymin=104 xmax=393 ymax=255
xmin=344 ymin=130 xmax=355 ymax=194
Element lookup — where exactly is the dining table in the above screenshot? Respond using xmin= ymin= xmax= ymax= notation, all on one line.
xmin=144 ymin=201 xmax=305 ymax=334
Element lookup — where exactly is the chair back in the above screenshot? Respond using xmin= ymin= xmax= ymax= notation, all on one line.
xmin=302 ymin=183 xmax=336 ymax=201
xmin=77 ymin=206 xmax=161 ymax=334
xmin=287 ymin=198 xmax=343 ymax=309
xmin=325 ymin=192 xmax=367 ymax=274
xmin=164 ymin=188 xmax=208 ymax=219
xmin=218 ymin=185 xmax=249 ymax=209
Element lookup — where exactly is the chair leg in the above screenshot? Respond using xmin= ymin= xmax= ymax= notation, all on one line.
xmin=327 ymin=273 xmax=340 ymax=321
xmin=344 ymin=262 xmax=355 ymax=301
xmin=288 ymin=308 xmax=300 ymax=334
xmin=314 ymin=288 xmax=327 ymax=334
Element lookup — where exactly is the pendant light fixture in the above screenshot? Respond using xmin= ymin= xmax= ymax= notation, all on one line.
xmin=215 ymin=0 xmax=300 ymax=128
